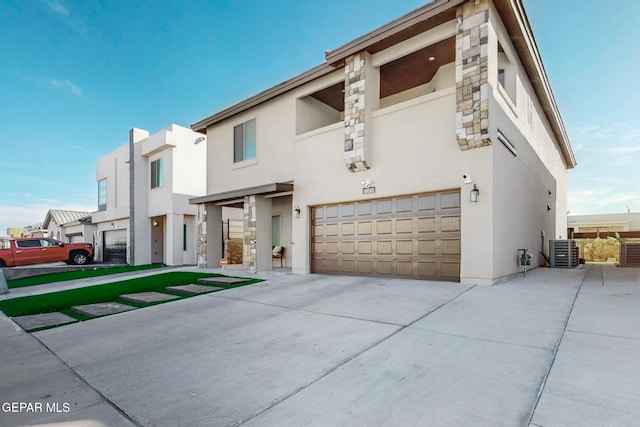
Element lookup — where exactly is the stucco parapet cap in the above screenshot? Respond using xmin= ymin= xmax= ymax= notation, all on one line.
xmin=189 ymin=183 xmax=294 ymax=205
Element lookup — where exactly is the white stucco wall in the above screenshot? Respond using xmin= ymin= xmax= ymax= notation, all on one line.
xmin=486 ymin=4 xmax=571 ymax=281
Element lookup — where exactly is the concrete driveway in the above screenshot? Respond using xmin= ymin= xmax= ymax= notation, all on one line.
xmin=1 ymin=265 xmax=638 ymax=426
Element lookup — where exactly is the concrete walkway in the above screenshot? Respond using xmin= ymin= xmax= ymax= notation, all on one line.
xmin=0 ymin=265 xmax=638 ymax=426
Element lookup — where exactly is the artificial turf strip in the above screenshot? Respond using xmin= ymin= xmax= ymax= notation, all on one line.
xmin=0 ymin=272 xmax=263 ymax=318
xmin=7 ymin=264 xmax=166 ymax=289
xmin=6 ymin=264 xmax=167 ymax=289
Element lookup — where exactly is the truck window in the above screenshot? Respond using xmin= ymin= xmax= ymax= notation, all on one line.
xmin=15 ymin=240 xmax=41 ymax=248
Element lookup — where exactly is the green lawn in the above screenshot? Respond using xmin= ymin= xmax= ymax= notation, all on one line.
xmin=0 ymin=272 xmax=262 ymax=321
xmin=7 ymin=264 xmax=166 ymax=289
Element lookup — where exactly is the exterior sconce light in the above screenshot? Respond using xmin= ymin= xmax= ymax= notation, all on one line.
xmin=470 ymin=184 xmax=479 ymax=202
xmin=294 ymin=206 xmax=301 ymax=218
xmin=152 ymin=220 xmax=159 ymax=227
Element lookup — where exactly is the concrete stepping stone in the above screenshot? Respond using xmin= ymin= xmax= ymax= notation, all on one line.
xmin=12 ymin=312 xmax=77 ymax=330
xmin=197 ymin=277 xmax=248 ymax=286
xmin=120 ymin=292 xmax=179 ymax=304
xmin=165 ymin=284 xmax=224 ymax=295
xmin=71 ymin=302 xmax=135 ymax=317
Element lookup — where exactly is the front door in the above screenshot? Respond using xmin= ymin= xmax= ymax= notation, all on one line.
xmin=151 ymin=217 xmax=164 ymax=264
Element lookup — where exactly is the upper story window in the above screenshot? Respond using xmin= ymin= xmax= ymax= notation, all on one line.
xmin=151 ymin=158 xmax=163 ymax=189
xmin=234 ymin=119 xmax=256 ymax=163
xmin=98 ymin=179 xmax=107 ymax=211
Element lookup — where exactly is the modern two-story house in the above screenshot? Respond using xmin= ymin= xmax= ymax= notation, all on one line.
xmin=92 ymin=124 xmax=208 ymax=265
xmin=190 ymin=0 xmax=576 ymax=285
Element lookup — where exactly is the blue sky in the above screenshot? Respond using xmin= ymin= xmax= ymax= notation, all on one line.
xmin=1 ymin=0 xmax=638 ymax=234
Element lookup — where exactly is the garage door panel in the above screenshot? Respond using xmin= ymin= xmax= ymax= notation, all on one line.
xmin=397 ymin=240 xmax=413 ymax=255
xmin=396 ymin=197 xmax=413 ymax=213
xmin=396 ymin=218 xmax=413 ymax=234
xmin=342 ymin=222 xmax=355 ymax=236
xmin=441 ymin=262 xmax=461 ymax=279
xmin=358 ymin=222 xmax=372 ymax=235
xmin=441 ymin=192 xmax=461 ymax=209
xmin=358 ymin=202 xmax=372 ymax=215
xmin=396 ymin=261 xmax=414 ymax=276
xmin=418 ymin=217 xmax=436 ymax=233
xmin=358 ymin=261 xmax=373 ymax=274
xmin=342 ymin=241 xmax=356 ymax=254
xmin=442 ymin=239 xmax=461 ymax=255
xmin=442 ymin=216 xmax=461 ymax=232
xmin=377 ymin=261 xmax=393 ymax=275
xmin=418 ymin=194 xmax=436 ymax=211
xmin=326 ymin=224 xmax=339 ymax=236
xmin=312 ymin=190 xmax=460 ymax=281
xmin=376 ymin=241 xmax=392 ymax=255
xmin=342 ymin=203 xmax=355 ymax=217
xmin=377 ymin=199 xmax=392 ymax=214
xmin=376 ymin=220 xmax=392 ymax=234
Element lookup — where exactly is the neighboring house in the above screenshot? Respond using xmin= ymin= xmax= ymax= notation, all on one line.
xmin=190 ymin=0 xmax=576 ymax=285
xmin=92 ymin=124 xmax=211 ymax=266
xmin=23 ymin=223 xmax=46 ymax=238
xmin=6 ymin=227 xmax=24 ymax=238
xmin=568 ymin=212 xmax=640 ymax=236
xmin=43 ymin=210 xmax=95 ymax=243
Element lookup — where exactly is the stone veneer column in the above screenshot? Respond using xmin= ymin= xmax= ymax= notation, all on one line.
xmin=455 ymin=0 xmax=491 ymax=150
xmin=343 ymin=52 xmax=379 ymax=172
xmin=197 ymin=204 xmax=207 ymax=267
xmin=243 ymin=195 xmax=257 ymax=271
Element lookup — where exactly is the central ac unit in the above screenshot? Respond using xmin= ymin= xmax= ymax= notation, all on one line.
xmin=549 ymin=240 xmax=578 ymax=268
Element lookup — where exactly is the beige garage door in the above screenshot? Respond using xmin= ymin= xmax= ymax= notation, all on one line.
xmin=311 ymin=191 xmax=461 ymax=281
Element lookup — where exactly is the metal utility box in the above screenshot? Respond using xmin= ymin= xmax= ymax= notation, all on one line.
xmin=620 ymin=243 xmax=640 ymax=267
xmin=549 ymin=240 xmax=578 ymax=268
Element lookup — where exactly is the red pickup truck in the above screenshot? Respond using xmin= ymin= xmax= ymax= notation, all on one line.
xmin=0 ymin=238 xmax=94 ymax=267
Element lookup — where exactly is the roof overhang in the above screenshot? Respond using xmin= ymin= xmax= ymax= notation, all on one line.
xmin=191 ymin=65 xmax=335 ymax=132
xmin=189 ymin=182 xmax=294 ymax=205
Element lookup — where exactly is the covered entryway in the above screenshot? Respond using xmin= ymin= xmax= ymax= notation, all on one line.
xmin=311 ymin=191 xmax=461 ymax=281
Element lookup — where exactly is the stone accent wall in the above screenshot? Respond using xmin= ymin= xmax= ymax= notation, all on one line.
xmin=455 ymin=0 xmax=491 ymax=150
xmin=197 ymin=204 xmax=207 ymax=268
xmin=343 ymin=53 xmax=370 ymax=172
xmin=226 ymin=239 xmax=243 ymax=264
xmin=243 ymin=195 xmax=257 ymax=271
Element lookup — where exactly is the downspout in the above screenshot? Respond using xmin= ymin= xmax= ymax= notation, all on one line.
xmin=129 ymin=129 xmax=135 ymax=266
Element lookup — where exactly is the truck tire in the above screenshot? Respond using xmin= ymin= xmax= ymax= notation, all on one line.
xmin=70 ymin=251 xmax=90 ymax=265
xmin=0 ymin=259 xmax=6 ymax=267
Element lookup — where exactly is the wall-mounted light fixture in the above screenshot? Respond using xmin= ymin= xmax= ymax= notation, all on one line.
xmin=194 ymin=136 xmax=206 ymax=144
xmin=152 ymin=220 xmax=159 ymax=227
xmin=294 ymin=206 xmax=301 ymax=218
xmin=110 ymin=223 xmax=115 ymax=229
xmin=470 ymin=184 xmax=480 ymax=202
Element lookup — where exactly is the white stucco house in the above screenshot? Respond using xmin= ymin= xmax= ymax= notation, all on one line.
xmin=190 ymin=0 xmax=576 ymax=285
xmin=43 ymin=209 xmax=96 ymax=243
xmin=92 ymin=124 xmax=209 ymax=266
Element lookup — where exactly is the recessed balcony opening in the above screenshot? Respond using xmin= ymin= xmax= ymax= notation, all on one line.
xmin=379 ymin=36 xmax=455 ymax=109
xmin=497 ymin=42 xmax=517 ymax=104
xmin=296 ymin=81 xmax=345 ymax=135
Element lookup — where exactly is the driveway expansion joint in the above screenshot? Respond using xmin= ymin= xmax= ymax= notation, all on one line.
xmin=526 ymin=265 xmax=591 ymax=425
xmin=30 ymin=332 xmax=143 ymax=427
xmin=565 ymin=329 xmax=640 ymax=342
